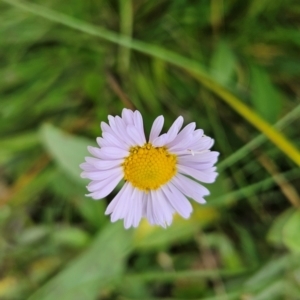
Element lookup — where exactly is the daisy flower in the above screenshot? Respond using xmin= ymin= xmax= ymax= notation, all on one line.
xmin=80 ymin=109 xmax=219 ymax=229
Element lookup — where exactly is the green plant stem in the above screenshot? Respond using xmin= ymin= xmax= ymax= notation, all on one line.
xmin=126 ymin=268 xmax=249 ymax=283
xmin=209 ymin=168 xmax=299 ymax=206
xmin=218 ymin=103 xmax=300 ymax=171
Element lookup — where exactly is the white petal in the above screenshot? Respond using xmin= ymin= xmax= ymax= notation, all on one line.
xmin=96 ymin=147 xmax=129 ymax=160
xmin=126 ymin=126 xmax=145 ymax=146
xmin=105 ymin=182 xmax=128 ymax=214
xmin=148 ymin=193 xmax=165 ymax=226
xmin=190 ymin=194 xmax=206 ymax=204
xmin=133 ymin=110 xmax=146 ymax=143
xmin=132 ymin=189 xmax=143 ymax=227
xmin=110 ymin=182 xmax=133 ymax=221
xmin=193 ymin=129 xmax=204 ymax=140
xmin=141 ymin=192 xmax=148 ymax=217
xmin=177 ymin=164 xmax=218 ymax=183
xmin=152 ymin=189 xmax=173 ymax=226
xmin=161 ymin=183 xmax=192 ymax=219
xmin=96 ymin=137 xmax=110 ymax=147
xmin=80 ymin=162 xmax=98 ymax=172
xmin=149 ymin=115 xmax=164 ymax=143
xmin=100 ymin=121 xmax=114 ymax=135
xmin=167 ymin=122 xmax=195 ymax=148
xmin=183 ymin=161 xmax=218 ymax=170
xmin=146 ymin=193 xmax=156 ymax=225
xmin=102 ymin=132 xmax=129 ymax=150
xmin=152 ymin=133 xmax=168 ymax=147
xmin=149 ymin=190 xmax=165 ymax=226
xmin=178 ymin=151 xmax=219 ymax=163
xmin=123 ymin=187 xmax=143 ymax=229
xmin=81 ymin=167 xmax=121 ymax=181
xmin=115 ymin=117 xmax=137 ymax=146
xmin=86 ymin=173 xmax=123 ymax=199
xmin=122 ymin=108 xmax=134 ymax=125
xmin=172 ymin=173 xmax=210 ymax=197
xmin=190 ymin=137 xmax=214 ymax=151
xmin=165 ymin=116 xmax=184 ymax=143
xmin=87 ymin=146 xmax=102 ymax=158
xmin=85 ymin=157 xmax=123 ymax=170
xmin=168 ymin=134 xmax=193 ymax=152
xmin=108 ymin=116 xmax=131 ymax=146
xmin=124 ymin=195 xmax=135 ymax=229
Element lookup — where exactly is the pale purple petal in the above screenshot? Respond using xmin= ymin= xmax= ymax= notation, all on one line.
xmin=96 ymin=137 xmax=110 ymax=148
xmin=109 ymin=182 xmax=133 ymax=221
xmin=141 ymin=192 xmax=148 ymax=217
xmin=108 ymin=116 xmax=131 ymax=146
xmin=165 ymin=116 xmax=184 ymax=144
xmin=132 ymin=189 xmax=143 ymax=227
xmin=151 ymin=189 xmax=173 ymax=227
xmin=115 ymin=116 xmax=136 ymax=145
xmin=162 ymin=183 xmax=192 ymax=219
xmin=95 ymin=147 xmax=129 ymax=160
xmin=178 ymin=151 xmax=219 ymax=163
xmin=124 ymin=196 xmax=135 ymax=229
xmin=101 ymin=121 xmax=114 ymax=135
xmin=168 ymin=134 xmax=193 ymax=152
xmin=172 ymin=173 xmax=210 ymax=197
xmin=167 ymin=122 xmax=195 ymax=148
xmin=79 ymin=162 xmax=98 ymax=172
xmin=87 ymin=146 xmax=101 ymax=158
xmin=152 ymin=133 xmax=168 ymax=147
xmin=85 ymin=157 xmax=123 ymax=170
xmin=133 ymin=110 xmax=146 ymax=143
xmin=122 ymin=108 xmax=134 ymax=125
xmin=126 ymin=126 xmax=145 ymax=146
xmin=123 ymin=188 xmax=143 ymax=229
xmin=190 ymin=137 xmax=214 ymax=151
xmin=81 ymin=166 xmax=121 ymax=181
xmin=105 ymin=182 xmax=129 ymax=215
xmin=172 ymin=174 xmax=208 ymax=204
xmin=177 ymin=164 xmax=218 ymax=183
xmin=146 ymin=193 xmax=156 ymax=225
xmin=102 ymin=132 xmax=129 ymax=149
xmin=86 ymin=173 xmax=123 ymax=199
xmin=149 ymin=115 xmax=164 ymax=143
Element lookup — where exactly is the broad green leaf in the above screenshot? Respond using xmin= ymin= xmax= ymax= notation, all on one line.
xmin=250 ymin=65 xmax=282 ymax=123
xmin=29 ymin=223 xmax=133 ymax=300
xmin=210 ymin=41 xmax=236 ymax=85
xmin=51 ymin=226 xmax=91 ymax=249
xmin=283 ymin=210 xmax=300 ymax=253
xmin=40 ymin=124 xmax=95 ymax=184
xmin=267 ymin=208 xmax=295 ymax=246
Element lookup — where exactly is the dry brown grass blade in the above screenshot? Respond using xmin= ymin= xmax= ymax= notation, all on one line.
xmin=107 ymin=71 xmax=135 ymax=110
xmin=0 ymin=155 xmax=50 ymax=207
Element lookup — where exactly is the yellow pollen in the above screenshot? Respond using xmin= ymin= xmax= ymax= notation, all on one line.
xmin=123 ymin=143 xmax=177 ymax=191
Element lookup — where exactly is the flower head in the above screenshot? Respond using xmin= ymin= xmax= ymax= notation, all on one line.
xmin=80 ymin=109 xmax=219 ymax=229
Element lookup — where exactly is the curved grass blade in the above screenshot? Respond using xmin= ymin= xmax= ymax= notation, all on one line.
xmin=3 ymin=0 xmax=300 ymax=166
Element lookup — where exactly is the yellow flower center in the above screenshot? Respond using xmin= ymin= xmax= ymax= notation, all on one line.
xmin=123 ymin=143 xmax=177 ymax=191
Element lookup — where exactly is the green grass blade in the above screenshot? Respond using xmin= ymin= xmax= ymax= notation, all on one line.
xmin=3 ymin=0 xmax=300 ymax=166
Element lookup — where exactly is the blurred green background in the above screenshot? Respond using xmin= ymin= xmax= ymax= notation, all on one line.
xmin=1 ymin=0 xmax=300 ymax=299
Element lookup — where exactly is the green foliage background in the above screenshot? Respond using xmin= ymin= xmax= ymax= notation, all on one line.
xmin=1 ymin=0 xmax=300 ymax=299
